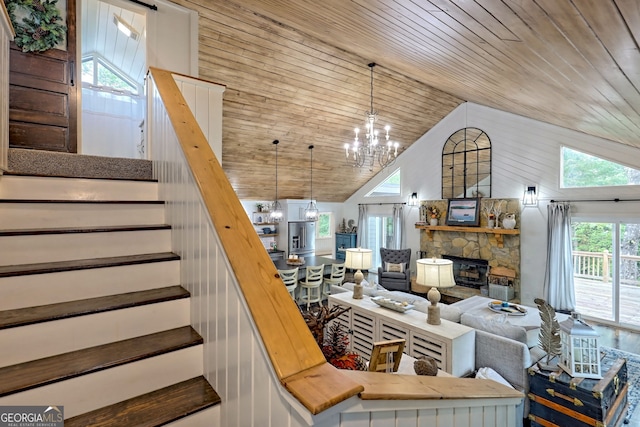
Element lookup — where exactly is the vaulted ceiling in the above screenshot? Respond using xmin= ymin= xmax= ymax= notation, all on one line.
xmin=171 ymin=0 xmax=640 ymax=203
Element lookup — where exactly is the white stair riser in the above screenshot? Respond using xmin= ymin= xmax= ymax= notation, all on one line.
xmin=0 ymin=299 xmax=190 ymax=367
xmin=166 ymin=405 xmax=220 ymax=427
xmin=0 ymin=345 xmax=203 ymax=418
xmin=0 ymin=176 xmax=159 ymax=201
xmin=0 ymin=202 xmax=165 ymax=229
xmin=0 ymin=260 xmax=180 ymax=310
xmin=0 ymin=229 xmax=172 ymax=265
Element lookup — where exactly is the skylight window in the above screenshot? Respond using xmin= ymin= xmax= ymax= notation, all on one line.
xmin=81 ymin=55 xmax=140 ymax=95
xmin=561 ymin=146 xmax=640 ymax=188
xmin=366 ymin=169 xmax=401 ymax=197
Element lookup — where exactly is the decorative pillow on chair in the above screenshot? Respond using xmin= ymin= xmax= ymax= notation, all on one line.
xmin=385 ymin=262 xmax=404 ymax=273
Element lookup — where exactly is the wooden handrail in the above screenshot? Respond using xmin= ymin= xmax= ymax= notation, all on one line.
xmin=148 ymin=67 xmax=363 ymax=414
xmin=148 ymin=66 xmax=524 ymax=417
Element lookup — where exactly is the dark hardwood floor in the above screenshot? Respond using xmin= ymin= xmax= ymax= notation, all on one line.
xmin=593 ymin=323 xmax=640 ymax=353
xmin=592 ymin=323 xmax=640 ymax=426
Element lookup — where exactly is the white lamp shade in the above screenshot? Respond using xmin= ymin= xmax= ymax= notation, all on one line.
xmin=415 ymin=258 xmax=455 ymax=289
xmin=344 ymin=248 xmax=373 ymax=270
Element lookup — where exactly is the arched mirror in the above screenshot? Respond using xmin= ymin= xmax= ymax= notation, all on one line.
xmin=442 ymin=127 xmax=491 ymax=199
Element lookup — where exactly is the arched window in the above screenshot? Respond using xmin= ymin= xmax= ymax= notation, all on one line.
xmin=442 ymin=127 xmax=491 ymax=199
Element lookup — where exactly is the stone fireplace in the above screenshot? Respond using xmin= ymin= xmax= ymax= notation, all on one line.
xmin=416 ymin=198 xmax=521 ymax=300
xmin=442 ymin=255 xmax=489 ymax=289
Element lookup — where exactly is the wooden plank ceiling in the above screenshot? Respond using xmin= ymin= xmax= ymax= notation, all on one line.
xmin=172 ymin=0 xmax=640 ymax=203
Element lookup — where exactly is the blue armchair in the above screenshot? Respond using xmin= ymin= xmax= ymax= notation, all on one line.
xmin=377 ymin=248 xmax=412 ymax=292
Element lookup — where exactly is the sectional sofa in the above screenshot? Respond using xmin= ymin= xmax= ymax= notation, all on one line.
xmin=330 ymin=283 xmax=557 ymax=421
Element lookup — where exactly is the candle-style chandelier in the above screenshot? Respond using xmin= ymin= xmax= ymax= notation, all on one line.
xmin=345 ymin=63 xmax=399 ymax=171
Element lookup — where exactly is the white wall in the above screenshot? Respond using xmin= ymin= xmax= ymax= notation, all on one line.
xmin=345 ymin=102 xmax=640 ymax=306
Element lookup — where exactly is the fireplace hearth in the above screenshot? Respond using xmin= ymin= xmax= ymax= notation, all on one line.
xmin=442 ymin=255 xmax=489 ymax=289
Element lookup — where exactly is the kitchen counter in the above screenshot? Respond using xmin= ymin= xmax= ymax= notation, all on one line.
xmin=272 ymin=255 xmax=340 ymax=279
xmin=267 ymin=249 xmax=285 ymax=261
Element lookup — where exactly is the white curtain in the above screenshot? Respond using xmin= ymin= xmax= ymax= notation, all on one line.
xmin=391 ymin=204 xmax=404 ymax=249
xmin=81 ymin=87 xmax=145 ymax=159
xmin=544 ymin=202 xmax=576 ymax=311
xmin=357 ymin=204 xmax=368 ymax=248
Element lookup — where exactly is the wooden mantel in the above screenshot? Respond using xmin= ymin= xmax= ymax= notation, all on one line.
xmin=415 ymin=224 xmax=520 ymax=248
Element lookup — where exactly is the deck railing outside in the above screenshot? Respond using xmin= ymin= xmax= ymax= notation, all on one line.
xmin=573 ymin=250 xmax=640 ymax=285
xmin=573 ymin=250 xmax=640 ymax=327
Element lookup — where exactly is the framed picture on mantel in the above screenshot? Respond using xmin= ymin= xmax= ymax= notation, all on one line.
xmin=446 ymin=198 xmax=480 ymax=226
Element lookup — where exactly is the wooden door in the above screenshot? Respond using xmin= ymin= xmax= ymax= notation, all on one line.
xmin=8 ymin=0 xmax=77 ymax=152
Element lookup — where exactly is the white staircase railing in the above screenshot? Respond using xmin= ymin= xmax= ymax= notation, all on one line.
xmin=0 ymin=3 xmax=14 ymax=173
xmin=146 ymin=67 xmax=524 ymax=427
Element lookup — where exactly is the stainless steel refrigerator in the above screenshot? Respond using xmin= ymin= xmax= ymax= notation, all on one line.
xmin=288 ymin=221 xmax=316 ymax=257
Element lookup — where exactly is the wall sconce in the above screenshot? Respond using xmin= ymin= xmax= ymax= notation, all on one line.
xmin=408 ymin=192 xmax=418 ymax=206
xmin=523 ymin=185 xmax=538 ymax=206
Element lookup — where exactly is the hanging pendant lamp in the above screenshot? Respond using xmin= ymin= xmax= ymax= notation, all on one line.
xmin=269 ymin=140 xmax=283 ymax=222
xmin=305 ymin=145 xmax=319 ymax=221
xmin=344 ymin=63 xmax=399 ymax=171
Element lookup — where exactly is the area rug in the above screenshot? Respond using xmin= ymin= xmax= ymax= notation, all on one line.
xmin=601 ymin=346 xmax=640 ymax=421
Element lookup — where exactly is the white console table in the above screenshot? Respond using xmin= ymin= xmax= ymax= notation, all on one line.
xmin=328 ymin=292 xmax=475 ymax=377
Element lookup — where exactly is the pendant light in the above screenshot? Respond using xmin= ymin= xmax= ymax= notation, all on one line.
xmin=305 ymin=145 xmax=319 ymax=221
xmin=269 ymin=140 xmax=283 ymax=222
xmin=344 ymin=63 xmax=399 ymax=171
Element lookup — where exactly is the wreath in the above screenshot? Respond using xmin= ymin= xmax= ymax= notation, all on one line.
xmin=5 ymin=0 xmax=67 ymax=53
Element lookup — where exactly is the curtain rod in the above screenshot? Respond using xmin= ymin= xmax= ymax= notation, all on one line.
xmin=549 ymin=198 xmax=640 ymax=203
xmin=127 ymin=0 xmax=157 ymax=10
xmin=358 ymin=202 xmax=406 ymax=206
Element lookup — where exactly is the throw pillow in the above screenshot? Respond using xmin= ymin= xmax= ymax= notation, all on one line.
xmin=460 ymin=313 xmax=528 ymax=345
xmin=526 ymin=327 xmax=541 ymax=349
xmin=385 ymin=262 xmax=404 ymax=273
xmin=475 ymin=367 xmax=514 ymax=389
xmin=341 ymin=282 xmax=379 ymax=296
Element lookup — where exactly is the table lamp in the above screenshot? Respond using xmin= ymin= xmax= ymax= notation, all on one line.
xmin=344 ymin=248 xmax=372 ymax=299
xmin=415 ymin=258 xmax=456 ymax=325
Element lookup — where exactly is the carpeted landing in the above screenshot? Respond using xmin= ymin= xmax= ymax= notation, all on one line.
xmin=5 ymin=148 xmax=152 ymax=181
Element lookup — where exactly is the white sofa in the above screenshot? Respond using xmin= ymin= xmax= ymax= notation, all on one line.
xmin=450 ymin=296 xmax=565 ymax=419
xmin=330 ymin=285 xmax=549 ymax=421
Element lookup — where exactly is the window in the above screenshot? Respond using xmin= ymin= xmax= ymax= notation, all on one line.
xmin=365 ymin=214 xmax=395 ymax=273
xmin=572 ymin=220 xmax=640 ymax=329
xmin=561 ymin=146 xmax=640 ymax=188
xmin=442 ymin=127 xmax=491 ymax=199
xmin=81 ymin=55 xmax=141 ymax=95
xmin=366 ymin=169 xmax=401 ymax=197
xmin=316 ymin=212 xmax=333 ymax=239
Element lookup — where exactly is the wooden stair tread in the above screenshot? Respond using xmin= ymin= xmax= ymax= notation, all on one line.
xmin=0 ymin=326 xmax=202 ymax=397
xmin=0 ymin=224 xmax=171 ymax=237
xmin=0 ymin=286 xmax=190 ymax=329
xmin=0 ymin=199 xmax=164 ymax=204
xmin=0 ymin=252 xmax=180 ymax=277
xmin=65 ymin=376 xmax=220 ymax=427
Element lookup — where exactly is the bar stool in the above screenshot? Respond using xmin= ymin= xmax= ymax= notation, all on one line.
xmin=299 ymin=264 xmax=324 ymax=310
xmin=323 ymin=263 xmax=346 ymax=297
xmin=278 ymin=268 xmax=299 ymax=301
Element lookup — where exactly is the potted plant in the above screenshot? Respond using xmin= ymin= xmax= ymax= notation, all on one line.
xmin=427 ymin=206 xmax=440 ymax=226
